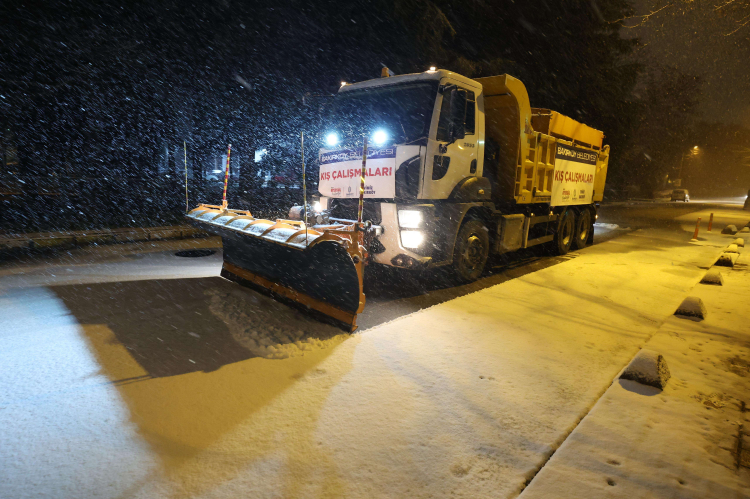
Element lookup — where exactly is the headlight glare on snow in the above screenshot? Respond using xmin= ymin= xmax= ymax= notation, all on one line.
xmin=400 ymin=230 xmax=424 ymax=249
xmin=398 ymin=209 xmax=423 ymax=228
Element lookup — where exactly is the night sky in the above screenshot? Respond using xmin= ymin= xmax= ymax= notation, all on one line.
xmin=628 ymin=0 xmax=750 ymax=128
xmin=1 ymin=0 xmax=749 ymax=234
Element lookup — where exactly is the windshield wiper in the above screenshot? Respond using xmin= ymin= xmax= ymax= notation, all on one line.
xmin=404 ymin=136 xmax=428 ymax=146
xmin=398 ymin=118 xmax=408 ymax=142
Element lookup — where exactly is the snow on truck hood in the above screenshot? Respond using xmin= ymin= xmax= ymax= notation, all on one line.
xmin=317 ymin=145 xmax=420 ymax=199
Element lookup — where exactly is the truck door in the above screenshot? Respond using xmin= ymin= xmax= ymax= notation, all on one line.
xmin=421 ymin=81 xmax=480 ymax=200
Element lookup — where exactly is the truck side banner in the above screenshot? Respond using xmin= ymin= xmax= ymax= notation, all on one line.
xmin=319 ymin=147 xmax=397 ymax=198
xmin=551 ymin=143 xmax=598 ymax=207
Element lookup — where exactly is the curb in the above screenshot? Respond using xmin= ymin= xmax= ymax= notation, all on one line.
xmin=0 ymin=225 xmax=210 ymax=253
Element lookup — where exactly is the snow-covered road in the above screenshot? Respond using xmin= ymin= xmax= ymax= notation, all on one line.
xmin=1 ymin=202 xmax=748 ymax=498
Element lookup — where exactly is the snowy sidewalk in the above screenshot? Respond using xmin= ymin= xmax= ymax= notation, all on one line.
xmin=521 ymin=245 xmax=750 ymax=498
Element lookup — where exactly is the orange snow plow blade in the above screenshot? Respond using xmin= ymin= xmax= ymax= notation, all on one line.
xmin=186 ymin=204 xmax=366 ymax=331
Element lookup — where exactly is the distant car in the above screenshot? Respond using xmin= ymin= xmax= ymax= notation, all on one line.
xmin=671 ymin=189 xmax=690 ymax=202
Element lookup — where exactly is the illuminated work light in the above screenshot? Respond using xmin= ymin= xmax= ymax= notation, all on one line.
xmin=372 ymin=129 xmax=388 ymax=145
xmin=325 ymin=132 xmax=340 ymax=147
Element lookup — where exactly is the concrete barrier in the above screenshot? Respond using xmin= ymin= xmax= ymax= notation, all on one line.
xmin=675 ymin=296 xmax=707 ymax=319
xmin=700 ymin=268 xmax=724 ymax=286
xmin=715 ymin=252 xmax=739 ymax=267
xmin=620 ymin=349 xmax=671 ymax=389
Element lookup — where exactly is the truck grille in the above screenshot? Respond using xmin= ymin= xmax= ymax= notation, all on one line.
xmin=328 ymin=199 xmax=382 ymax=225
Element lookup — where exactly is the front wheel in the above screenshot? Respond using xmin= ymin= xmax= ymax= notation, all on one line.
xmin=572 ymin=209 xmax=592 ymax=250
xmin=554 ymin=210 xmax=575 ymax=255
xmin=452 ymin=220 xmax=489 ymax=282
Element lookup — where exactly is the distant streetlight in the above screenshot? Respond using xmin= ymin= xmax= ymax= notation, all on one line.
xmin=678 ymin=145 xmax=701 ymax=182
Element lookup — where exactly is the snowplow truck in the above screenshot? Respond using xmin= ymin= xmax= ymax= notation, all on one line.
xmin=187 ymin=70 xmax=609 ymax=331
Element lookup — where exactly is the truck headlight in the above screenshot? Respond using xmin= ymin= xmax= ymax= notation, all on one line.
xmin=398 ymin=209 xmax=423 ymax=228
xmin=313 ymin=201 xmax=322 ymax=213
xmin=401 ymin=230 xmax=424 ymax=249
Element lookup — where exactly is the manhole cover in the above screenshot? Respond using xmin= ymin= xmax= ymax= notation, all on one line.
xmin=174 ymin=249 xmax=216 ymax=258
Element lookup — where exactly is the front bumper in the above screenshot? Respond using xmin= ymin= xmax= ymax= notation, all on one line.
xmin=372 ymin=203 xmax=434 ymax=269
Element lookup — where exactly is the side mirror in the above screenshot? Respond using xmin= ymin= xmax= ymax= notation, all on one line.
xmin=449 ymin=88 xmax=466 ymax=142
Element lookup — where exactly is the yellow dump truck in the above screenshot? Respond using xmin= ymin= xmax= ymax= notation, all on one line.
xmin=188 ymin=69 xmax=610 ymax=330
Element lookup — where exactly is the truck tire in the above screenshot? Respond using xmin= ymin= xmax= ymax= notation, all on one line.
xmin=554 ymin=209 xmax=574 ymax=255
xmin=452 ymin=220 xmax=489 ymax=282
xmin=572 ymin=208 xmax=592 ymax=250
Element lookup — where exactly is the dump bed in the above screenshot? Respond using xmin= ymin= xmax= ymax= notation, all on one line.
xmin=474 ymin=74 xmax=609 ymax=205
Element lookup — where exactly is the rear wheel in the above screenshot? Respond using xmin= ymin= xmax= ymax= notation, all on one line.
xmin=554 ymin=210 xmax=575 ymax=255
xmin=452 ymin=220 xmax=489 ymax=282
xmin=572 ymin=209 xmax=592 ymax=250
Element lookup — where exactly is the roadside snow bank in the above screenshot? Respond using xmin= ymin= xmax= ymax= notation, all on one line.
xmin=594 ymin=222 xmax=629 ymax=230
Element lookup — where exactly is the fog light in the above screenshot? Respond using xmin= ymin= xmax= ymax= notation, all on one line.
xmin=398 ymin=209 xmax=423 ymax=228
xmin=401 ymin=230 xmax=424 ymax=249
xmin=391 ymin=254 xmax=417 ymax=267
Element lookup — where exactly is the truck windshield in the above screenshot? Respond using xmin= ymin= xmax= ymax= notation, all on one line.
xmin=326 ymin=81 xmax=438 ymax=145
